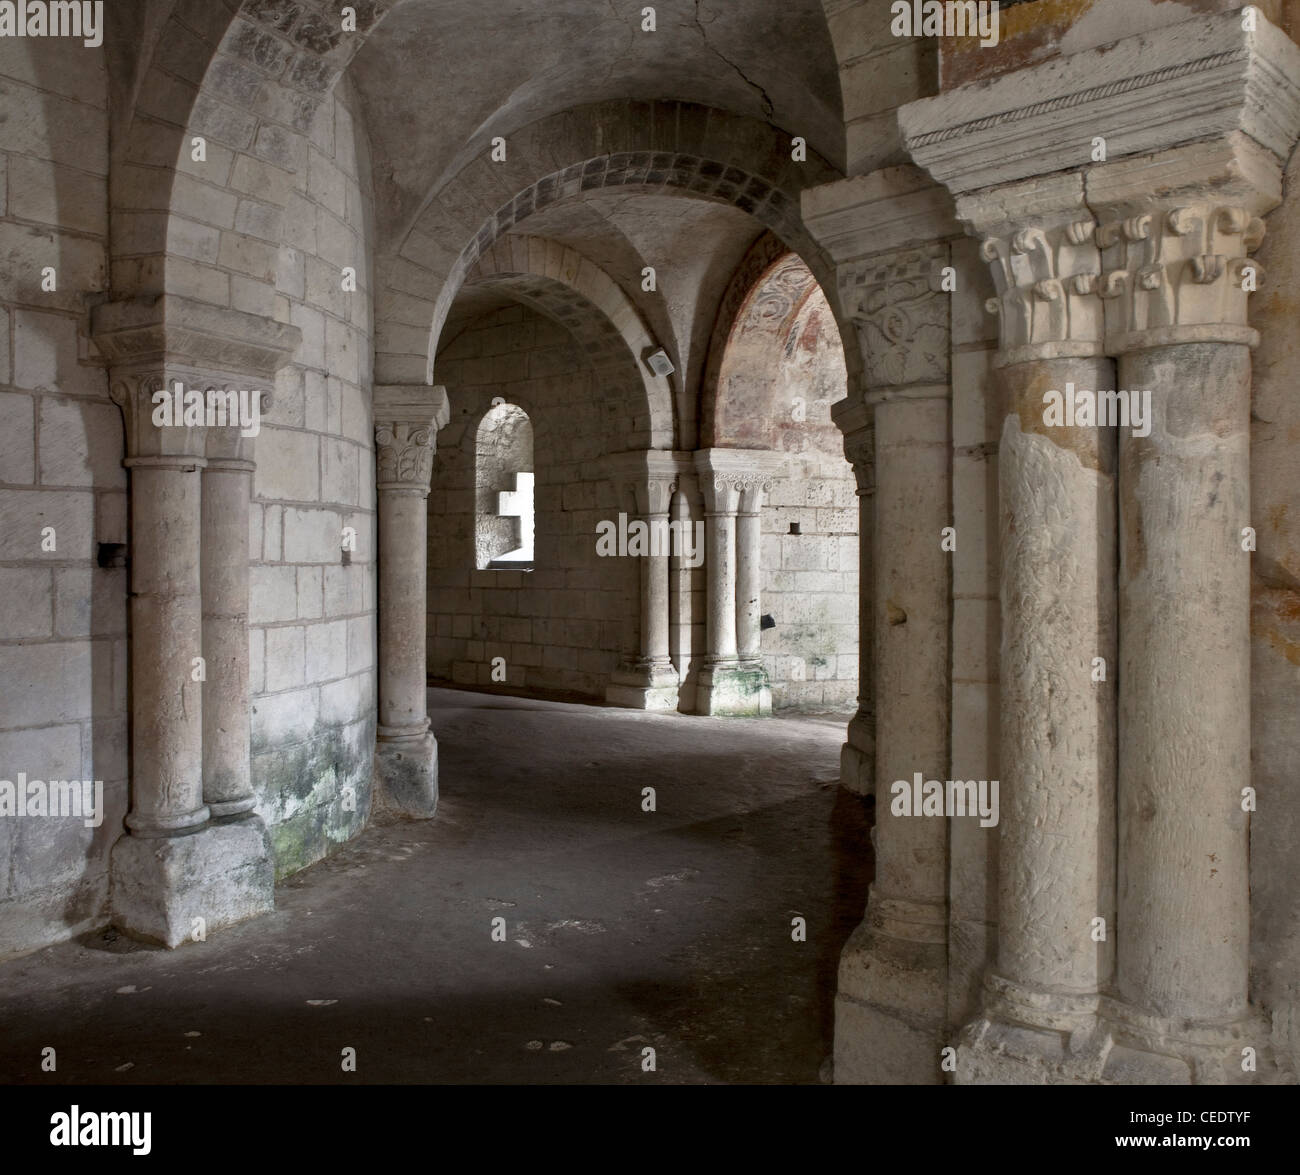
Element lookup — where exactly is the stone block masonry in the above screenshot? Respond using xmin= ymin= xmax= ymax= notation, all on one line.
xmin=0 ymin=29 xmax=122 ymax=956
xmin=429 ymin=305 xmax=629 ymax=699
xmin=251 ymin=77 xmax=377 ymax=875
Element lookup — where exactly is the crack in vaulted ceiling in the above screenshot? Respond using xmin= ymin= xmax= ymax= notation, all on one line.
xmin=347 ymin=0 xmax=843 ymax=236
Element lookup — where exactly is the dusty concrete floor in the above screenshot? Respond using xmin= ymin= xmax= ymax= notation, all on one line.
xmin=0 ymin=688 xmax=873 ymax=1085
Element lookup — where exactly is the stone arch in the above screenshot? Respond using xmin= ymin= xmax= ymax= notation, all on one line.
xmin=109 ymin=0 xmax=394 ymax=302
xmin=702 ymin=248 xmax=854 ymax=711
xmin=709 ymin=251 xmax=847 ymax=449
xmin=460 ymin=236 xmax=675 ymax=449
xmin=370 ymin=100 xmax=864 ymax=402
xmin=698 ymin=230 xmax=793 ymax=446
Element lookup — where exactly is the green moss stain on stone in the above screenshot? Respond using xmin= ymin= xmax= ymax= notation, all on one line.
xmin=253 ymin=716 xmax=376 ymax=881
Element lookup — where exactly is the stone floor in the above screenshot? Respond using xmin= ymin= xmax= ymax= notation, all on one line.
xmin=0 ymin=688 xmax=872 ymax=1085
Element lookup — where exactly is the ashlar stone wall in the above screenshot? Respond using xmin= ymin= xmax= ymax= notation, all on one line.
xmin=0 ymin=33 xmax=123 ymax=954
xmin=427 ymin=304 xmax=634 ymax=699
xmin=249 ymin=76 xmax=376 ymax=877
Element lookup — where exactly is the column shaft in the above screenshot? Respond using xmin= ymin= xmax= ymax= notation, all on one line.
xmin=871 ymin=395 xmax=950 ymax=918
xmin=642 ymin=511 xmax=671 ymax=663
xmin=993 ymin=355 xmax=1117 ymax=1011
xmin=1116 ymin=343 xmax=1251 ymax=1022
xmin=603 ymin=455 xmax=683 ymax=711
xmin=836 ymin=415 xmax=875 ymax=796
xmin=202 ymin=459 xmax=255 ymax=818
xmin=705 ymin=508 xmax=738 ymax=660
xmin=125 ymin=459 xmax=209 ymax=836
xmin=378 ymin=487 xmax=430 ymax=733
xmin=734 ymin=505 xmax=762 ymax=660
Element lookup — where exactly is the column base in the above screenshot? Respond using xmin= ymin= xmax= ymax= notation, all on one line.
xmin=695 ymin=660 xmax=771 ymax=717
xmin=605 ymin=659 xmax=680 ymax=711
xmin=833 ymin=905 xmax=949 ymax=1084
xmin=840 ymin=711 xmax=874 ymax=796
xmin=374 ymin=724 xmax=438 ymax=819
xmin=953 ymin=987 xmax=1295 ymax=1085
xmin=1099 ymin=997 xmax=1294 ymax=1086
xmin=108 ymin=816 xmax=274 ymax=949
xmin=954 ymin=1014 xmax=1109 ymax=1085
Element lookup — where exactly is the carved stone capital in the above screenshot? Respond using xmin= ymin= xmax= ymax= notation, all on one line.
xmin=109 ymin=372 xmax=206 ymax=463
xmin=841 ymin=243 xmax=951 ymax=388
xmin=373 ymin=385 xmax=451 ymax=494
xmin=602 ymin=450 xmax=691 ymax=518
xmin=1095 ymin=201 xmax=1266 ymax=352
xmin=693 ymin=448 xmax=785 ymax=514
xmin=1088 ymin=137 xmax=1279 ymax=352
xmin=979 ymin=223 xmax=1104 ymax=364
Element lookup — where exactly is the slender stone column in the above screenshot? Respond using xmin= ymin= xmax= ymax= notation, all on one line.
xmin=946 ymin=177 xmax=1118 ymax=1084
xmin=668 ymin=471 xmax=700 ymax=698
xmin=705 ymin=490 xmax=737 ymax=658
xmin=693 ymin=449 xmax=783 ymax=716
xmin=734 ymin=489 xmax=763 ymax=661
xmin=832 ymin=399 xmax=874 ymax=796
xmin=121 ymin=426 xmax=210 ymax=839
xmin=92 ymin=295 xmax=300 ymax=947
xmin=374 ymin=385 xmax=450 ymax=818
xmin=202 ymin=398 xmax=267 ymax=822
xmin=604 ymin=452 xmax=689 ymax=711
xmin=1091 ymin=140 xmax=1288 ymax=1081
xmin=803 ymin=167 xmax=958 ymax=1084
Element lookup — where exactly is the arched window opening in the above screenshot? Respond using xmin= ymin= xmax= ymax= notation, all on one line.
xmin=476 ymin=403 xmax=535 ymax=570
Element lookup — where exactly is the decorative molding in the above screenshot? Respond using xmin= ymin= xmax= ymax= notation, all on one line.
xmin=900 ymin=11 xmax=1300 ymax=197
xmin=92 ymin=295 xmax=301 ymax=379
xmin=801 ymin=166 xmax=959 ymax=265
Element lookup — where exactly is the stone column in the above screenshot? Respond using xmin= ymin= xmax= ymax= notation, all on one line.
xmin=832 ymin=398 xmax=874 ymax=796
xmin=668 ymin=469 xmax=701 ymax=701
xmin=692 ymin=448 xmax=783 ymax=716
xmin=899 ymin=6 xmax=1300 ymax=1083
xmin=202 ymin=410 xmax=265 ymax=821
xmin=803 ymin=167 xmax=958 ymax=1084
xmin=91 ymin=295 xmax=299 ymax=947
xmin=374 ymin=385 xmax=451 ymax=818
xmin=604 ymin=452 xmax=690 ymax=711
xmin=1092 ymin=139 xmax=1287 ymax=1082
xmin=946 ymin=176 xmax=1118 ymax=1083
xmin=118 ymin=390 xmax=209 ymax=841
